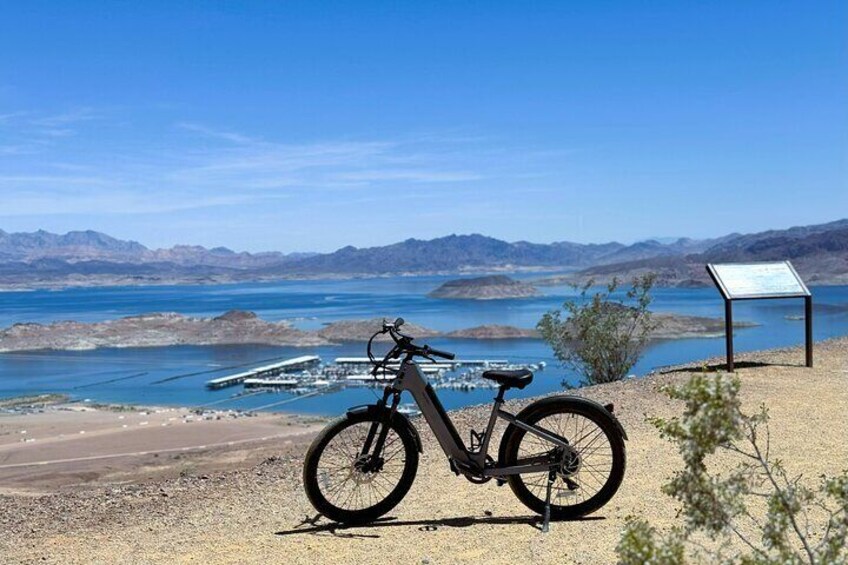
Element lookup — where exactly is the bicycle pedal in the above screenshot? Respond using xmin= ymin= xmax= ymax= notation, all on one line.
xmin=469 ymin=429 xmax=485 ymax=452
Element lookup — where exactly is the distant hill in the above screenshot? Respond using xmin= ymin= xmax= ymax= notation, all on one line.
xmin=591 ymin=236 xmax=725 ymax=265
xmin=261 ymin=233 xmax=738 ymax=276
xmin=428 ymin=275 xmax=539 ymax=300
xmin=269 ymin=234 xmax=629 ymax=275
xmin=0 ymin=219 xmax=846 ymax=288
xmin=562 ymin=219 xmax=848 ymax=287
xmin=0 ymin=229 xmax=304 ymax=268
xmin=0 ymin=229 xmax=147 ymax=262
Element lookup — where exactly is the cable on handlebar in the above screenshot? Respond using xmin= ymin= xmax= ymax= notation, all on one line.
xmin=366 ymin=319 xmax=456 ymax=377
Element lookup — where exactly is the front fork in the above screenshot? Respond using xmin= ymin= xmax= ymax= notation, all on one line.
xmin=358 ymin=389 xmax=400 ymax=472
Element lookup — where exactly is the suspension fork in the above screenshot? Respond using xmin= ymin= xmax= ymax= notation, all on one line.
xmin=359 ymin=388 xmax=401 ymax=467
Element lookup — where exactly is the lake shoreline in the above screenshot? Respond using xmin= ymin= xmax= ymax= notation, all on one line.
xmin=0 ymin=310 xmax=758 ymax=354
xmin=0 ymin=266 xmax=571 ymax=293
xmin=3 ymin=268 xmax=848 ymax=292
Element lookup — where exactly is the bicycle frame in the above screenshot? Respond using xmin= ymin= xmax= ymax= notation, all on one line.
xmin=373 ymin=358 xmax=573 ymax=479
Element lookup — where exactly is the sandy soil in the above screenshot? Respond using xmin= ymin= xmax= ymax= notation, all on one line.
xmin=0 ymin=405 xmax=326 ymax=494
xmin=1 ymin=338 xmax=846 ymax=564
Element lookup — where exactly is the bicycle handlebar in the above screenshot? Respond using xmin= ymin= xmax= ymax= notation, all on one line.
xmin=367 ymin=318 xmax=456 ymax=375
xmin=424 ymin=346 xmax=455 ymax=360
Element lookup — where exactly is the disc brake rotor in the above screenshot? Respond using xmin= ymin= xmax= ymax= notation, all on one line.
xmin=351 ymin=454 xmax=383 ymax=484
xmin=351 ymin=469 xmax=377 ymax=485
xmin=559 ymin=447 xmax=581 ymax=477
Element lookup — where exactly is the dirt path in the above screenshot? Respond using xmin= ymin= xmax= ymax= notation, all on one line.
xmin=2 ymin=339 xmax=847 ymax=564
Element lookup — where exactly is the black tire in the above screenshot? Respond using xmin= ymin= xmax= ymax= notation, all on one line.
xmin=500 ymin=396 xmax=626 ymax=520
xmin=303 ymin=409 xmax=419 ymax=524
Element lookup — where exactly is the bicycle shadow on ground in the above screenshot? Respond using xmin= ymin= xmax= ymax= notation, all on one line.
xmin=276 ymin=512 xmax=606 ymax=539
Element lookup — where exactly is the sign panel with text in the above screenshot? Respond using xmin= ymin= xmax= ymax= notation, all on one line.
xmin=707 ymin=261 xmax=810 ymax=300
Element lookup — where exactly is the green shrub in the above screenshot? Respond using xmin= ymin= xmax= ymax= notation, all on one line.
xmin=537 ymin=274 xmax=658 ymax=385
xmin=617 ymin=373 xmax=848 ymax=565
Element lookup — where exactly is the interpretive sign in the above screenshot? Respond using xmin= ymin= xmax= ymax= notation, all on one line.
xmin=706 ymin=261 xmax=812 ymax=371
xmin=707 ymin=261 xmax=810 ymax=300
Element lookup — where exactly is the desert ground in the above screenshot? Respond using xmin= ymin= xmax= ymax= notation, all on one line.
xmin=1 ymin=338 xmax=846 ymax=564
xmin=0 ymin=404 xmax=326 ymax=495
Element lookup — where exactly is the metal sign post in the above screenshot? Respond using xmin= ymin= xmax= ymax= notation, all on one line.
xmin=805 ymin=294 xmax=813 ymax=368
xmin=706 ymin=261 xmax=812 ymax=371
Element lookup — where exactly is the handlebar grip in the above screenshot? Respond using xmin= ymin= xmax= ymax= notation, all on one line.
xmin=427 ymin=347 xmax=455 ymax=360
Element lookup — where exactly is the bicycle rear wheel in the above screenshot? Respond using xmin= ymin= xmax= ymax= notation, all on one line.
xmin=499 ymin=397 xmax=626 ymax=520
xmin=303 ymin=409 xmax=419 ymax=524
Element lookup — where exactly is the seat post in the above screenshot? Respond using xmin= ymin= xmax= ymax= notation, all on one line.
xmin=494 ymin=386 xmax=507 ymax=404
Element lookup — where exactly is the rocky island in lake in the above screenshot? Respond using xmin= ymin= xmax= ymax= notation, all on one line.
xmin=428 ymin=275 xmax=540 ymax=300
xmin=315 ymin=318 xmax=441 ymax=342
xmin=0 ymin=310 xmax=327 ymax=352
xmin=0 ymin=310 xmax=758 ymax=353
xmin=445 ymin=325 xmax=541 ymax=339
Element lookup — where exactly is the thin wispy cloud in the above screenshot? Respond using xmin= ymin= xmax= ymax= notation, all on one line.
xmin=0 ymin=187 xmax=257 ymax=217
xmin=0 ymin=111 xmax=29 ymax=123
xmin=176 ymin=122 xmax=262 ymax=145
xmin=0 ymin=144 xmax=38 ymax=156
xmin=0 ymin=108 xmax=581 ymax=251
xmin=0 ymin=112 xmax=532 ymax=223
xmin=335 ymin=169 xmax=482 ymax=183
xmin=0 ymin=174 xmax=116 ymax=186
xmin=30 ymin=107 xmax=101 ymax=128
xmin=0 ymin=108 xmax=105 ymax=153
xmin=168 ymin=125 xmax=486 ymax=191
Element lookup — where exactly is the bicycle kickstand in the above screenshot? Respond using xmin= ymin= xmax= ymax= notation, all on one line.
xmin=541 ymin=468 xmax=556 ymax=533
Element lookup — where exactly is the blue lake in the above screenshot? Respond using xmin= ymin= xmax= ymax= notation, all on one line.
xmin=1 ymin=276 xmax=846 ymax=416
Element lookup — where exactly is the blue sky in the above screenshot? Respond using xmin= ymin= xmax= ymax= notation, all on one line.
xmin=1 ymin=1 xmax=846 ymax=253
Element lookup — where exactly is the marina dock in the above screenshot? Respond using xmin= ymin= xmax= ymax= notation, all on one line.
xmin=204 ymin=354 xmax=545 ymax=398
xmin=205 ymin=355 xmax=321 ymax=389
xmin=334 ymin=357 xmax=509 ymax=367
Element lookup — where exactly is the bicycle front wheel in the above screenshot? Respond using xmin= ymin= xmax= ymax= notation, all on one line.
xmin=303 ymin=409 xmax=419 ymax=524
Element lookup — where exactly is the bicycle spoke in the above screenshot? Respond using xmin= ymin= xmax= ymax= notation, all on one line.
xmin=515 ymin=410 xmax=615 ymax=510
xmin=316 ymin=421 xmax=408 ymax=511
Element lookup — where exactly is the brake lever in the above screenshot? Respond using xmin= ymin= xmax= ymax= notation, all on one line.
xmin=422 ymin=354 xmax=437 ymax=364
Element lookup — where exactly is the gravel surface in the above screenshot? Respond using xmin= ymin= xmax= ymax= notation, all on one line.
xmin=1 ymin=338 xmax=846 ymax=564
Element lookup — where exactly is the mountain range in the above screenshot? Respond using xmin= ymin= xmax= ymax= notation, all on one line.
xmin=0 ymin=219 xmax=846 ymax=288
xmin=0 ymin=229 xmax=313 ymax=268
xmin=568 ymin=219 xmax=848 ymax=287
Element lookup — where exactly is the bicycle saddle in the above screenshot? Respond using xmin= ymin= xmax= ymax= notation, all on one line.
xmin=482 ymin=369 xmax=533 ymax=390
